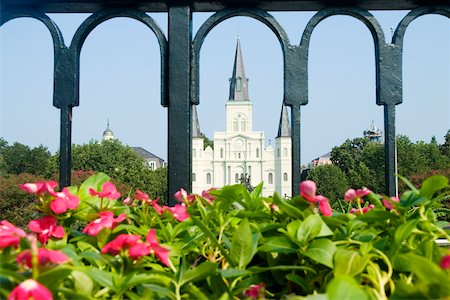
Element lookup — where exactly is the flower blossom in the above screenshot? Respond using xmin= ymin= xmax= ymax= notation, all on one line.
xmin=8 ymin=279 xmax=52 ymax=300
xmin=440 ymin=255 xmax=450 ymax=270
xmin=300 ymin=180 xmax=317 ymax=203
xmin=163 ymin=204 xmax=190 ymax=221
xmin=49 ymin=188 xmax=79 ymax=214
xmin=89 ymin=182 xmax=121 ymax=200
xmin=135 ymin=189 xmax=150 ymax=202
xmin=101 ymin=234 xmax=142 ymax=256
xmin=201 ymin=188 xmax=216 ymax=203
xmin=19 ymin=181 xmax=58 ymax=196
xmin=28 ymin=216 xmax=64 ymax=244
xmin=243 ymin=283 xmax=265 ymax=299
xmin=151 ymin=197 xmax=164 ymax=214
xmin=0 ymin=220 xmax=26 ymax=249
xmin=134 ymin=190 xmax=164 ymax=214
xmin=128 ymin=229 xmax=172 ymax=267
xmin=350 ymin=204 xmax=375 ymax=214
xmin=17 ymin=248 xmax=69 ymax=268
xmin=344 ymin=188 xmax=372 ymax=202
xmin=174 ymin=188 xmax=195 ymax=203
xmin=83 ymin=211 xmax=126 ymax=236
xmin=299 ymin=181 xmax=333 ymax=216
xmin=382 ymin=196 xmax=399 ymax=210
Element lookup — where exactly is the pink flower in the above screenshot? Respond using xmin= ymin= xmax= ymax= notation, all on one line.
xmin=300 ymin=180 xmax=317 ymax=202
xmin=129 ymin=229 xmax=171 ymax=267
xmin=8 ymin=279 xmax=52 ymax=300
xmin=123 ymin=197 xmax=132 ymax=205
xmin=344 ymin=188 xmax=372 ymax=202
xmin=83 ymin=211 xmax=126 ymax=236
xmin=318 ymin=197 xmax=332 ymax=217
xmin=382 ymin=196 xmax=399 ymax=210
xmin=0 ymin=220 xmax=26 ymax=249
xmin=163 ymin=204 xmax=190 ymax=221
xmin=174 ymin=188 xmax=195 ymax=203
xmin=350 ymin=204 xmax=375 ymax=214
xmin=19 ymin=181 xmax=58 ymax=196
xmin=49 ymin=188 xmax=79 ymax=214
xmin=16 ymin=248 xmax=69 ymax=268
xmin=201 ymin=188 xmax=216 ymax=203
xmin=101 ymin=234 xmax=142 ymax=256
xmin=440 ymin=255 xmax=450 ymax=269
xmin=28 ymin=216 xmax=64 ymax=244
xmin=151 ymin=197 xmax=164 ymax=215
xmin=89 ymin=182 xmax=121 ymax=200
xmin=243 ymin=283 xmax=265 ymax=299
xmin=135 ymin=189 xmax=149 ymax=201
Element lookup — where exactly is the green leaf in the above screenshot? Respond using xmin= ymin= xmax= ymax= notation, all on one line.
xmin=258 ymin=236 xmax=298 ymax=253
xmin=142 ymin=283 xmax=177 ymax=300
xmin=272 ymin=193 xmax=305 ymax=220
xmin=326 ymin=275 xmax=369 ymax=300
xmin=180 ymin=262 xmax=217 ymax=286
xmin=85 ymin=268 xmax=115 ymax=291
xmin=304 ymin=239 xmax=336 ymax=268
xmin=72 ymin=270 xmax=94 ymax=295
xmin=297 ymin=215 xmax=324 ymax=244
xmin=420 ymin=175 xmax=448 ymax=199
xmin=334 ymin=249 xmax=369 ymax=277
xmin=218 ymin=268 xmax=251 ymax=278
xmin=38 ymin=267 xmax=73 ymax=291
xmin=393 ymin=253 xmax=450 ymax=286
xmin=230 ymin=218 xmax=256 ymax=269
xmin=58 ymin=287 xmax=95 ymax=300
xmin=185 ymin=283 xmax=210 ymax=300
xmin=392 ymin=220 xmax=418 ymax=253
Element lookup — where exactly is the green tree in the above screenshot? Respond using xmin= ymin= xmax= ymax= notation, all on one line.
xmin=48 ymin=139 xmax=168 ymax=203
xmin=201 ymin=133 xmax=214 ymax=150
xmin=307 ymin=164 xmax=348 ymax=201
xmin=0 ymin=142 xmax=51 ymax=176
xmin=439 ymin=129 xmax=450 ymax=158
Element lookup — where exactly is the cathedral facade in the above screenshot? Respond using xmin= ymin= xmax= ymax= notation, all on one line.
xmin=192 ymin=38 xmax=292 ymax=197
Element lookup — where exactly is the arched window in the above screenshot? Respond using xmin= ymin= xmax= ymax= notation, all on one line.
xmin=192 ymin=173 xmax=196 ymax=182
xmin=220 ymin=148 xmax=223 ymax=158
xmin=248 ymin=166 xmax=252 ymax=176
xmin=238 ymin=153 xmax=241 ymax=159
xmin=235 ymin=173 xmax=239 ymax=183
xmin=283 ymin=148 xmax=288 ymax=157
xmin=277 ymin=148 xmax=280 ymax=157
xmin=241 ymin=119 xmax=246 ymax=132
xmin=233 ymin=119 xmax=238 ymax=132
xmin=228 ymin=166 xmax=231 ymax=184
xmin=256 ymin=148 xmax=259 ymax=158
xmin=268 ymin=173 xmax=273 ymax=184
xmin=206 ymin=173 xmax=211 ymax=184
xmin=283 ymin=173 xmax=288 ymax=181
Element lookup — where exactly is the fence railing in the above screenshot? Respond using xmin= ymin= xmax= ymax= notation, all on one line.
xmin=1 ymin=1 xmax=449 ymax=205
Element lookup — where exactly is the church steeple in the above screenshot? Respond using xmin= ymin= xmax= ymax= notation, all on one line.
xmin=277 ymin=104 xmax=291 ymax=137
xmin=192 ymin=105 xmax=202 ymax=138
xmin=229 ymin=37 xmax=249 ymax=101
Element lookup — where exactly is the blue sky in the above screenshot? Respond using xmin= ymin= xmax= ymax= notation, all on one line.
xmin=0 ymin=11 xmax=449 ymax=164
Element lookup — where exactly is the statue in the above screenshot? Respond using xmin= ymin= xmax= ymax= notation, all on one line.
xmin=239 ymin=173 xmax=254 ymax=192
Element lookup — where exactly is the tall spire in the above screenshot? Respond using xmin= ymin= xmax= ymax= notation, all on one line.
xmin=277 ymin=104 xmax=291 ymax=137
xmin=229 ymin=37 xmax=249 ymax=101
xmin=192 ymin=105 xmax=202 ymax=138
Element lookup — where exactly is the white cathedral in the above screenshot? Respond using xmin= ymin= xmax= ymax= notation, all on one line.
xmin=192 ymin=38 xmax=292 ymax=197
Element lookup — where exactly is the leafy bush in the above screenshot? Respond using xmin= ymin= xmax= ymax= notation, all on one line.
xmin=1 ymin=173 xmax=450 ymax=299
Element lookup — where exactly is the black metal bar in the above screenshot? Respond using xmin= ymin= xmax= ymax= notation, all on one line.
xmin=291 ymin=105 xmax=301 ymax=196
xmin=167 ymin=5 xmax=192 ymax=205
xmin=384 ymin=103 xmax=397 ymax=197
xmin=59 ymin=106 xmax=72 ymax=187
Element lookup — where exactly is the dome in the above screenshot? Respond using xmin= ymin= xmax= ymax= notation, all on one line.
xmin=103 ymin=121 xmax=115 ymax=141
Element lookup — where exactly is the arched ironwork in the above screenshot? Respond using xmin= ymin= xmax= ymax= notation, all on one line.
xmin=1 ymin=1 xmax=449 ymax=204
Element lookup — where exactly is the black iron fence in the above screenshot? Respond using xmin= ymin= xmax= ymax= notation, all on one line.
xmin=1 ymin=1 xmax=449 ymax=205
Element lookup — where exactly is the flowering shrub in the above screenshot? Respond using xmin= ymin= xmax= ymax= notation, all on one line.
xmin=1 ymin=173 xmax=450 ymax=299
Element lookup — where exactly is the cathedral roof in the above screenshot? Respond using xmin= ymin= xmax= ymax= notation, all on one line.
xmin=192 ymin=105 xmax=202 ymax=138
xmin=277 ymin=104 xmax=291 ymax=137
xmin=229 ymin=37 xmax=249 ymax=101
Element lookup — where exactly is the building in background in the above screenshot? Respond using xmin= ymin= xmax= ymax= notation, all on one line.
xmin=192 ymin=37 xmax=292 ymax=197
xmin=363 ymin=121 xmax=383 ymax=142
xmin=102 ymin=122 xmax=165 ymax=170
